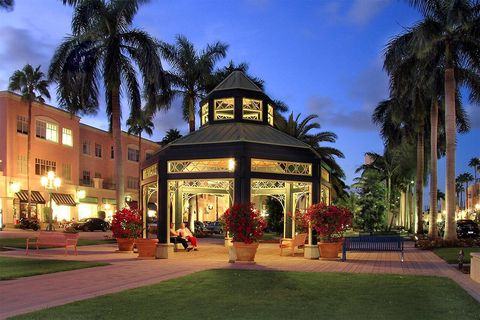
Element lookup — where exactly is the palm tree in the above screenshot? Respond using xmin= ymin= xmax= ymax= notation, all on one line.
xmin=0 ymin=0 xmax=13 ymax=10
xmin=159 ymin=35 xmax=228 ymax=133
xmin=8 ymin=64 xmax=50 ymax=218
xmin=390 ymin=0 xmax=480 ymax=240
xmin=276 ymin=112 xmax=346 ymax=199
xmin=455 ymin=181 xmax=465 ymax=210
xmin=468 ymin=157 xmax=480 ymax=182
xmin=49 ymin=0 xmax=164 ymax=208
xmin=126 ymin=108 xmax=154 ymax=212
xmin=161 ymin=129 xmax=182 ymax=145
xmin=458 ymin=173 xmax=474 ymax=212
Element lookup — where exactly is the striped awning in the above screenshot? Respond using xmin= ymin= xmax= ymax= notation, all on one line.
xmin=51 ymin=193 xmax=77 ymax=207
xmin=15 ymin=190 xmax=46 ymax=204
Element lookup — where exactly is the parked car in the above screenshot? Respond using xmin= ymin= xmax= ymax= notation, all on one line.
xmin=194 ymin=221 xmax=209 ymax=235
xmin=70 ymin=218 xmax=110 ymax=232
xmin=456 ymin=219 xmax=479 ymax=239
xmin=206 ymin=221 xmax=224 ymax=234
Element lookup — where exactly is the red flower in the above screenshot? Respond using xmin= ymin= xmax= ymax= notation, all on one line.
xmin=222 ymin=203 xmax=266 ymax=244
xmin=303 ymin=203 xmax=352 ymax=242
xmin=111 ymin=208 xmax=143 ymax=239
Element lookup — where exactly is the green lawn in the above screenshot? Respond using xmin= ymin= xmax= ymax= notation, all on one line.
xmin=0 ymin=256 xmax=108 ymax=280
xmin=0 ymin=237 xmax=116 ymax=249
xmin=433 ymin=247 xmax=480 ymax=264
xmin=12 ymin=270 xmax=480 ymax=320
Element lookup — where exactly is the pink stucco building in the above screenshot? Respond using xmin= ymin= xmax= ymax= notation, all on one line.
xmin=0 ymin=91 xmax=160 ymax=227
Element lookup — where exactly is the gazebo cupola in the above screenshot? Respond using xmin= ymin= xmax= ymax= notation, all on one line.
xmin=199 ymin=70 xmax=275 ymax=127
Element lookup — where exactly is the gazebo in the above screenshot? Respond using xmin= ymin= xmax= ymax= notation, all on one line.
xmin=141 ymin=71 xmax=331 ymax=258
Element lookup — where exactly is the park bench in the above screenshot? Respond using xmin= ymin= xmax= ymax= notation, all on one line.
xmin=341 ymin=236 xmax=404 ymax=262
xmin=279 ymin=233 xmax=307 ymax=256
xmin=26 ymin=232 xmax=79 ymax=256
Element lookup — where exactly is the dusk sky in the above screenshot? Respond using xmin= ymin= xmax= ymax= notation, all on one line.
xmin=0 ymin=0 xmax=478 ymax=194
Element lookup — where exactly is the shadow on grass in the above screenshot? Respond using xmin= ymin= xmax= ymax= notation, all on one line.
xmin=12 ymin=269 xmax=480 ymax=320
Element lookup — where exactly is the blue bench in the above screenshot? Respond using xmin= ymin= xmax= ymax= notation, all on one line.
xmin=342 ymin=236 xmax=404 ymax=262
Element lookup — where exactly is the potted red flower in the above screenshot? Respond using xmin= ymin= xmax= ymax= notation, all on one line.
xmin=111 ymin=208 xmax=143 ymax=252
xmin=305 ymin=203 xmax=352 ymax=258
xmin=223 ymin=203 xmax=266 ymax=262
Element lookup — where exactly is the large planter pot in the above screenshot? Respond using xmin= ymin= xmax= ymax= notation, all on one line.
xmin=233 ymin=242 xmax=259 ymax=263
xmin=318 ymin=242 xmax=339 ymax=259
xmin=136 ymin=238 xmax=159 ymax=259
xmin=116 ymin=238 xmax=135 ymax=252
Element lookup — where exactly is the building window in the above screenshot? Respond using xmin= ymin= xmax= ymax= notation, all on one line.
xmin=36 ymin=120 xmax=58 ymax=142
xmin=127 ymin=147 xmax=139 ymax=162
xmin=127 ymin=176 xmax=139 ymax=189
xmin=62 ymin=163 xmax=71 ymax=181
xmin=267 ymin=104 xmax=274 ymax=126
xmin=82 ymin=141 xmax=90 ymax=155
xmin=214 ymin=98 xmax=234 ymax=120
xmin=242 ymin=98 xmax=262 ymax=121
xmin=82 ymin=170 xmax=91 ymax=185
xmin=111 ymin=146 xmax=114 ymax=159
xmin=17 ymin=155 xmax=27 ymax=174
xmin=62 ymin=128 xmax=73 ymax=146
xmin=95 ymin=143 xmax=102 ymax=158
xmin=17 ymin=115 xmax=28 ymax=134
xmin=201 ymin=103 xmax=209 ymax=125
xmin=251 ymin=159 xmax=312 ymax=176
xmin=145 ymin=151 xmax=154 ymax=160
xmin=35 ymin=158 xmax=56 ymax=176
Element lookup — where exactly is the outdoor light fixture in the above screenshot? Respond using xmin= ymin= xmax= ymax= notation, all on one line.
xmin=40 ymin=171 xmax=61 ymax=231
xmin=475 ymin=203 xmax=480 ymax=211
xmin=77 ymin=189 xmax=86 ymax=201
xmin=228 ymin=158 xmax=235 ymax=171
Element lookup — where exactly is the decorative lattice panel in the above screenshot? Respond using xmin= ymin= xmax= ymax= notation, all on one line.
xmin=321 ymin=167 xmax=330 ymax=182
xmin=267 ymin=104 xmax=274 ymax=126
xmin=251 ymin=159 xmax=312 ymax=176
xmin=201 ymin=103 xmax=209 ymax=125
xmin=214 ymin=98 xmax=234 ymax=120
xmin=142 ymin=164 xmax=157 ymax=180
xmin=242 ymin=98 xmax=263 ymax=121
xmin=169 ymin=180 xmax=233 ymax=191
xmin=168 ymin=159 xmax=233 ymax=173
xmin=251 ymin=180 xmax=286 ymax=190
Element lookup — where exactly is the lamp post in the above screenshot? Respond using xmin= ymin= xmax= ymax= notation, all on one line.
xmin=40 ymin=171 xmax=61 ymax=231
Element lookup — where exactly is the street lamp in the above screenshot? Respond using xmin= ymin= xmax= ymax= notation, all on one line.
xmin=40 ymin=171 xmax=61 ymax=231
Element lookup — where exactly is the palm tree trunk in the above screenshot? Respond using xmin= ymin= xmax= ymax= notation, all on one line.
xmin=444 ymin=67 xmax=457 ymax=240
xmin=27 ymin=100 xmax=32 ymax=219
xmin=138 ymin=131 xmax=142 ymax=213
xmin=386 ymin=176 xmax=392 ymax=230
xmin=188 ymin=95 xmax=195 ymax=133
xmin=429 ymin=100 xmax=438 ymax=239
xmin=465 ymin=182 xmax=468 ymax=212
xmin=416 ymin=127 xmax=425 ymax=235
xmin=112 ymin=89 xmax=125 ymax=210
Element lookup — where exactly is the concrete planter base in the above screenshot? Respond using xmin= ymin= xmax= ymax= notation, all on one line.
xmin=471 ymin=253 xmax=480 ymax=283
xmin=304 ymin=244 xmax=319 ymax=259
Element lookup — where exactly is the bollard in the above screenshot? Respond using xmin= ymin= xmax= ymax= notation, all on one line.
xmin=458 ymin=249 xmax=465 ymax=271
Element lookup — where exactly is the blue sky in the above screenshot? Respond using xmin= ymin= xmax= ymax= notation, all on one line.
xmin=0 ymin=0 xmax=478 ymax=195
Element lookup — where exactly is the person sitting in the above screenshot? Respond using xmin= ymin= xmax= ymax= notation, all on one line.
xmin=177 ymin=223 xmax=199 ymax=251
xmin=170 ymin=223 xmax=191 ymax=252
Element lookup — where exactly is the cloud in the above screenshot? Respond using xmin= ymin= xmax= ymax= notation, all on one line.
xmin=151 ymin=98 xmax=191 ymax=140
xmin=0 ymin=26 xmax=53 ymax=88
xmin=307 ymin=58 xmax=389 ymax=132
xmin=307 ymin=96 xmax=376 ymax=131
xmin=320 ymin=0 xmax=392 ymax=26
xmin=347 ymin=0 xmax=392 ymax=25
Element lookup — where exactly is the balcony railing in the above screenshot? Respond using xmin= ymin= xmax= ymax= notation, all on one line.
xmin=79 ymin=179 xmax=93 ymax=187
xmin=103 ymin=181 xmax=116 ymax=190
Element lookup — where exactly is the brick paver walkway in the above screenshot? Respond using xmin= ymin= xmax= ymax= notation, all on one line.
xmin=1 ymin=238 xmax=479 ymax=319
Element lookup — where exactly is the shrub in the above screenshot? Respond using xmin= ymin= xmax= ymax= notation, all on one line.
xmin=223 ymin=203 xmax=267 ymax=244
xmin=111 ymin=208 xmax=142 ymax=239
xmin=305 ymin=203 xmax=352 ymax=242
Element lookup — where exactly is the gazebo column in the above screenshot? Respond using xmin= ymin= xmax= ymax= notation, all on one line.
xmin=305 ymin=163 xmax=320 ymax=259
xmin=234 ymin=156 xmax=250 ymax=204
xmin=156 ymin=159 xmax=170 ymax=259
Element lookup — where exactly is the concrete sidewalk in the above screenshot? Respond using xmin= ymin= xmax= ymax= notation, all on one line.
xmin=1 ymin=239 xmax=479 ymax=319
